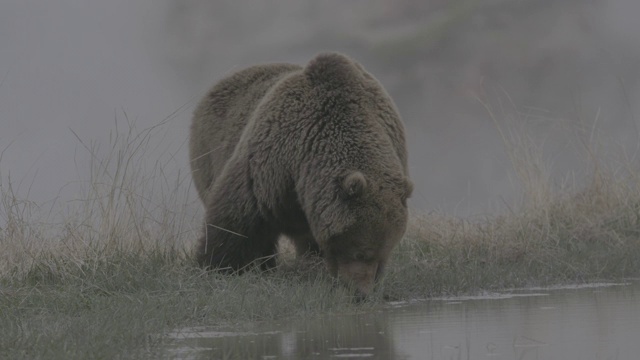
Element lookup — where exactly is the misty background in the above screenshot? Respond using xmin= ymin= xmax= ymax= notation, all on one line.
xmin=1 ymin=0 xmax=639 ymax=220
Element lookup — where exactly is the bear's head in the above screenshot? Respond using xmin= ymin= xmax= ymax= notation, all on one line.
xmin=295 ymin=52 xmax=412 ymax=298
xmin=313 ymin=170 xmax=413 ymax=298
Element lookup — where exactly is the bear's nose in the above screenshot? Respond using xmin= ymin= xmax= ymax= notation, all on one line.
xmin=338 ymin=261 xmax=378 ymax=298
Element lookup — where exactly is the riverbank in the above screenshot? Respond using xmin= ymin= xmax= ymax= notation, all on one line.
xmin=3 ymin=185 xmax=640 ymax=359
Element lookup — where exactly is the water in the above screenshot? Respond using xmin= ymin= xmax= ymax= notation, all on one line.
xmin=165 ymin=282 xmax=640 ymax=359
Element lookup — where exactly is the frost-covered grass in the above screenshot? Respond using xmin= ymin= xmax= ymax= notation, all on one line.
xmin=1 ymin=116 xmax=640 ymax=359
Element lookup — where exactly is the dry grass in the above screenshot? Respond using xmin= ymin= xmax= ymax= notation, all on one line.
xmin=1 ymin=115 xmax=196 ymax=272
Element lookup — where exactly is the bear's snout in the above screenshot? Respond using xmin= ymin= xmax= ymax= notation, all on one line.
xmin=337 ymin=261 xmax=379 ymax=298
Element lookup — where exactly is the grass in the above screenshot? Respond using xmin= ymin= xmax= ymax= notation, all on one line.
xmin=2 ymin=112 xmax=640 ymax=359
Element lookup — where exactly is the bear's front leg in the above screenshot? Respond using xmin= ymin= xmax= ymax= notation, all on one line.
xmin=196 ymin=161 xmax=279 ymax=272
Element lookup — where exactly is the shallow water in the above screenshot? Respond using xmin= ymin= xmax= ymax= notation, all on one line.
xmin=165 ymin=282 xmax=640 ymax=359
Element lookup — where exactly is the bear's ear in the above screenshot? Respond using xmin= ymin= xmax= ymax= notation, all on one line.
xmin=404 ymin=178 xmax=414 ymax=198
xmin=340 ymin=171 xmax=367 ymax=199
xmin=305 ymin=52 xmax=360 ymax=86
xmin=401 ymin=178 xmax=414 ymax=207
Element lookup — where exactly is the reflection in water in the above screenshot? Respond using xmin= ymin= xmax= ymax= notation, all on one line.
xmin=165 ymin=283 xmax=640 ymax=359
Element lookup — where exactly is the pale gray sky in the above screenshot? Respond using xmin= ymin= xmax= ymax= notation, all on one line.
xmin=1 ymin=0 xmax=188 ymax=206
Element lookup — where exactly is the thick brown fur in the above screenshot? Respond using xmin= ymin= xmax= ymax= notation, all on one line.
xmin=189 ymin=52 xmax=412 ymax=296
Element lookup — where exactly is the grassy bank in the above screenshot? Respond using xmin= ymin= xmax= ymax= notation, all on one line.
xmin=2 ymin=120 xmax=640 ymax=359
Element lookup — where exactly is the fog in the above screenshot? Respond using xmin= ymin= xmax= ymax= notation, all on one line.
xmin=1 ymin=0 xmax=640 ymax=218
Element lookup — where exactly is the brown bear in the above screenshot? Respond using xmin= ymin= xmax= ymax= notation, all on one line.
xmin=189 ymin=52 xmax=412 ymax=297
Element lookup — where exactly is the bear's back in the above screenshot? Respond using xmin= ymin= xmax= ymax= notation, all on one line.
xmin=189 ymin=63 xmax=301 ymax=202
